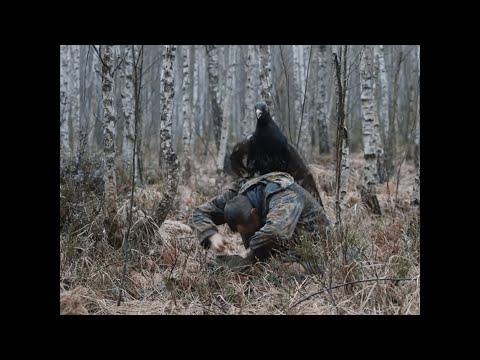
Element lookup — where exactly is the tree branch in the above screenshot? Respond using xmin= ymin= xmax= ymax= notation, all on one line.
xmin=90 ymin=45 xmax=106 ymax=69
xmin=279 ymin=45 xmax=293 ymax=143
xmin=289 ymin=277 xmax=415 ymax=310
xmin=296 ymin=45 xmax=313 ymax=148
xmin=117 ymin=97 xmax=138 ymax=306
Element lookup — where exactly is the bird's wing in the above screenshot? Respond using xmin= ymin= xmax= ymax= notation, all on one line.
xmin=229 ymin=137 xmax=252 ymax=178
xmin=286 ymin=143 xmax=324 ymax=206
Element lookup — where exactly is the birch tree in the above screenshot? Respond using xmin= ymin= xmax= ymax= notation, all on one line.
xmin=292 ymin=45 xmax=302 ymax=134
xmin=258 ymin=45 xmax=275 ymax=120
xmin=332 ymin=45 xmax=350 ymax=223
xmin=412 ymin=45 xmax=420 ymax=206
xmin=243 ymin=45 xmax=256 ymax=138
xmin=60 ymin=45 xmax=71 ymax=155
xmin=414 ymin=46 xmax=420 ymax=170
xmin=120 ymin=45 xmax=135 ymax=179
xmin=87 ymin=45 xmax=100 ymax=154
xmin=206 ymin=45 xmax=223 ymax=150
xmin=216 ymin=45 xmax=236 ymax=175
xmin=181 ymin=45 xmax=193 ymax=184
xmin=374 ymin=45 xmax=389 ymax=150
xmin=299 ymin=45 xmax=313 ymax=159
xmin=70 ymin=45 xmax=81 ymax=155
xmin=317 ymin=45 xmax=330 ymax=154
xmin=387 ymin=48 xmax=403 ymax=177
xmin=101 ymin=45 xmax=119 ymax=237
xmin=155 ymin=45 xmax=179 ymax=227
xmin=360 ymin=45 xmax=382 ymax=215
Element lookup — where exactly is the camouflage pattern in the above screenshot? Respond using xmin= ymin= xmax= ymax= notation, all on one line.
xmin=230 ymin=140 xmax=324 ymax=206
xmin=191 ymin=172 xmax=332 ymax=263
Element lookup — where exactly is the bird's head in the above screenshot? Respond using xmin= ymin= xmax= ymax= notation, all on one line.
xmin=254 ymin=102 xmax=270 ymax=124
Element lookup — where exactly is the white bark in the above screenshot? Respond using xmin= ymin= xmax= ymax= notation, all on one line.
xmin=258 ymin=45 xmax=275 ymax=120
xmin=155 ymin=45 xmax=179 ymax=227
xmin=243 ymin=45 xmax=255 ymax=138
xmin=300 ymin=45 xmax=306 ymax=93
xmin=332 ymin=45 xmax=350 ymax=220
xmin=198 ymin=46 xmax=206 ymax=138
xmin=374 ymin=45 xmax=389 ymax=145
xmin=317 ymin=45 xmax=329 ymax=153
xmin=216 ymin=46 xmax=235 ymax=174
xmin=87 ymin=46 xmax=99 ymax=153
xmin=188 ymin=46 xmax=196 ymax=176
xmin=340 ymin=130 xmax=350 ymax=201
xmin=412 ymin=45 xmax=420 ymax=206
xmin=360 ymin=46 xmax=383 ymax=187
xmin=292 ymin=45 xmax=301 ymax=132
xmin=101 ymin=45 xmax=118 ymax=224
xmin=60 ymin=45 xmax=71 ymax=155
xmin=359 ymin=46 xmax=382 ymax=215
xmin=181 ymin=45 xmax=193 ymax=184
xmin=70 ymin=45 xmax=81 ymax=154
xmin=300 ymin=45 xmax=312 ymax=159
xmin=206 ymin=45 xmax=223 ymax=150
xmin=120 ymin=45 xmax=135 ymax=173
xmin=414 ymin=45 xmax=420 ymax=169
xmin=132 ymin=45 xmax=144 ymax=186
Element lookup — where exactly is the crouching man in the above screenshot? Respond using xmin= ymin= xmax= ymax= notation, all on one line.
xmin=191 ymin=172 xmax=333 ymax=272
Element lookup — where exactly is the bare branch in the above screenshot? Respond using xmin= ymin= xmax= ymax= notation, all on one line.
xmin=289 ymin=277 xmax=415 ymax=310
xmin=296 ymin=45 xmax=313 ymax=148
xmin=90 ymin=45 xmax=106 ymax=69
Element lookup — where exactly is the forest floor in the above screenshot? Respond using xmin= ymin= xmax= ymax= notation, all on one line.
xmin=60 ymin=153 xmax=420 ymax=315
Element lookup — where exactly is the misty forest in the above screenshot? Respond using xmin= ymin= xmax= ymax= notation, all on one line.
xmin=60 ymin=45 xmax=420 ymax=315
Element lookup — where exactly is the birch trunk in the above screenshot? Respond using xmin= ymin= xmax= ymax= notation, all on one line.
xmin=299 ymin=45 xmax=312 ymax=159
xmin=87 ymin=45 xmax=99 ymax=154
xmin=412 ymin=46 xmax=420 ymax=206
xmin=70 ymin=45 xmax=80 ymax=155
xmin=317 ymin=45 xmax=330 ymax=154
xmin=132 ymin=45 xmax=144 ymax=186
xmin=388 ymin=49 xmax=402 ymax=177
xmin=193 ymin=46 xmax=199 ymax=143
xmin=340 ymin=129 xmax=350 ymax=202
xmin=120 ymin=45 xmax=135 ymax=178
xmin=155 ymin=45 xmax=179 ymax=227
xmin=60 ymin=45 xmax=71 ymax=155
xmin=340 ymin=46 xmax=349 ymax=202
xmin=374 ymin=45 xmax=389 ymax=145
xmin=216 ymin=46 xmax=235 ymax=175
xmin=258 ymin=45 xmax=275 ymax=120
xmin=332 ymin=45 xmax=350 ymax=223
xmin=414 ymin=45 xmax=420 ymax=169
xmin=292 ymin=45 xmax=301 ymax=136
xmin=181 ymin=45 xmax=193 ymax=184
xmin=243 ymin=45 xmax=255 ymax=138
xmin=101 ymin=45 xmax=119 ymax=238
xmin=188 ymin=46 xmax=196 ymax=179
xmin=206 ymin=45 xmax=223 ymax=150
xmin=360 ymin=45 xmax=382 ymax=215
xmin=360 ymin=46 xmax=382 ymax=214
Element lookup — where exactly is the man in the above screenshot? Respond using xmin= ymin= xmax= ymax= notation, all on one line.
xmin=191 ymin=172 xmax=333 ymax=272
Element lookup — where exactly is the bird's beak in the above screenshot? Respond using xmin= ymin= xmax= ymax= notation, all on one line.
xmin=256 ymin=109 xmax=262 ymax=119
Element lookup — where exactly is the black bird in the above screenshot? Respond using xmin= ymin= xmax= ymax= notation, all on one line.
xmin=230 ymin=102 xmax=324 ymax=206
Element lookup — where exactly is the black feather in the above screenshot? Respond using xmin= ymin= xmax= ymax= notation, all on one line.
xmin=230 ymin=102 xmax=324 ymax=206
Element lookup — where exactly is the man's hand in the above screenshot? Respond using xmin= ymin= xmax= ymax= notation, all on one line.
xmin=209 ymin=233 xmax=228 ymax=254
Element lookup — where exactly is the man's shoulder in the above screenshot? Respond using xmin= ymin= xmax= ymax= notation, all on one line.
xmin=239 ymin=172 xmax=294 ymax=194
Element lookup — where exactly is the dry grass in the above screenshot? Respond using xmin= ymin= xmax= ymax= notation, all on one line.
xmin=60 ymin=153 xmax=420 ymax=315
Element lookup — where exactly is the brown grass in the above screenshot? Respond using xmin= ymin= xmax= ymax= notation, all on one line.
xmin=60 ymin=152 xmax=420 ymax=315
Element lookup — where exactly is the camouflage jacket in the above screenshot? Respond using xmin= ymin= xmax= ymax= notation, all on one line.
xmin=191 ymin=172 xmax=331 ymax=257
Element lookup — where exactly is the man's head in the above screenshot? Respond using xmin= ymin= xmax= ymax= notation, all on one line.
xmin=224 ymin=195 xmax=262 ymax=236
